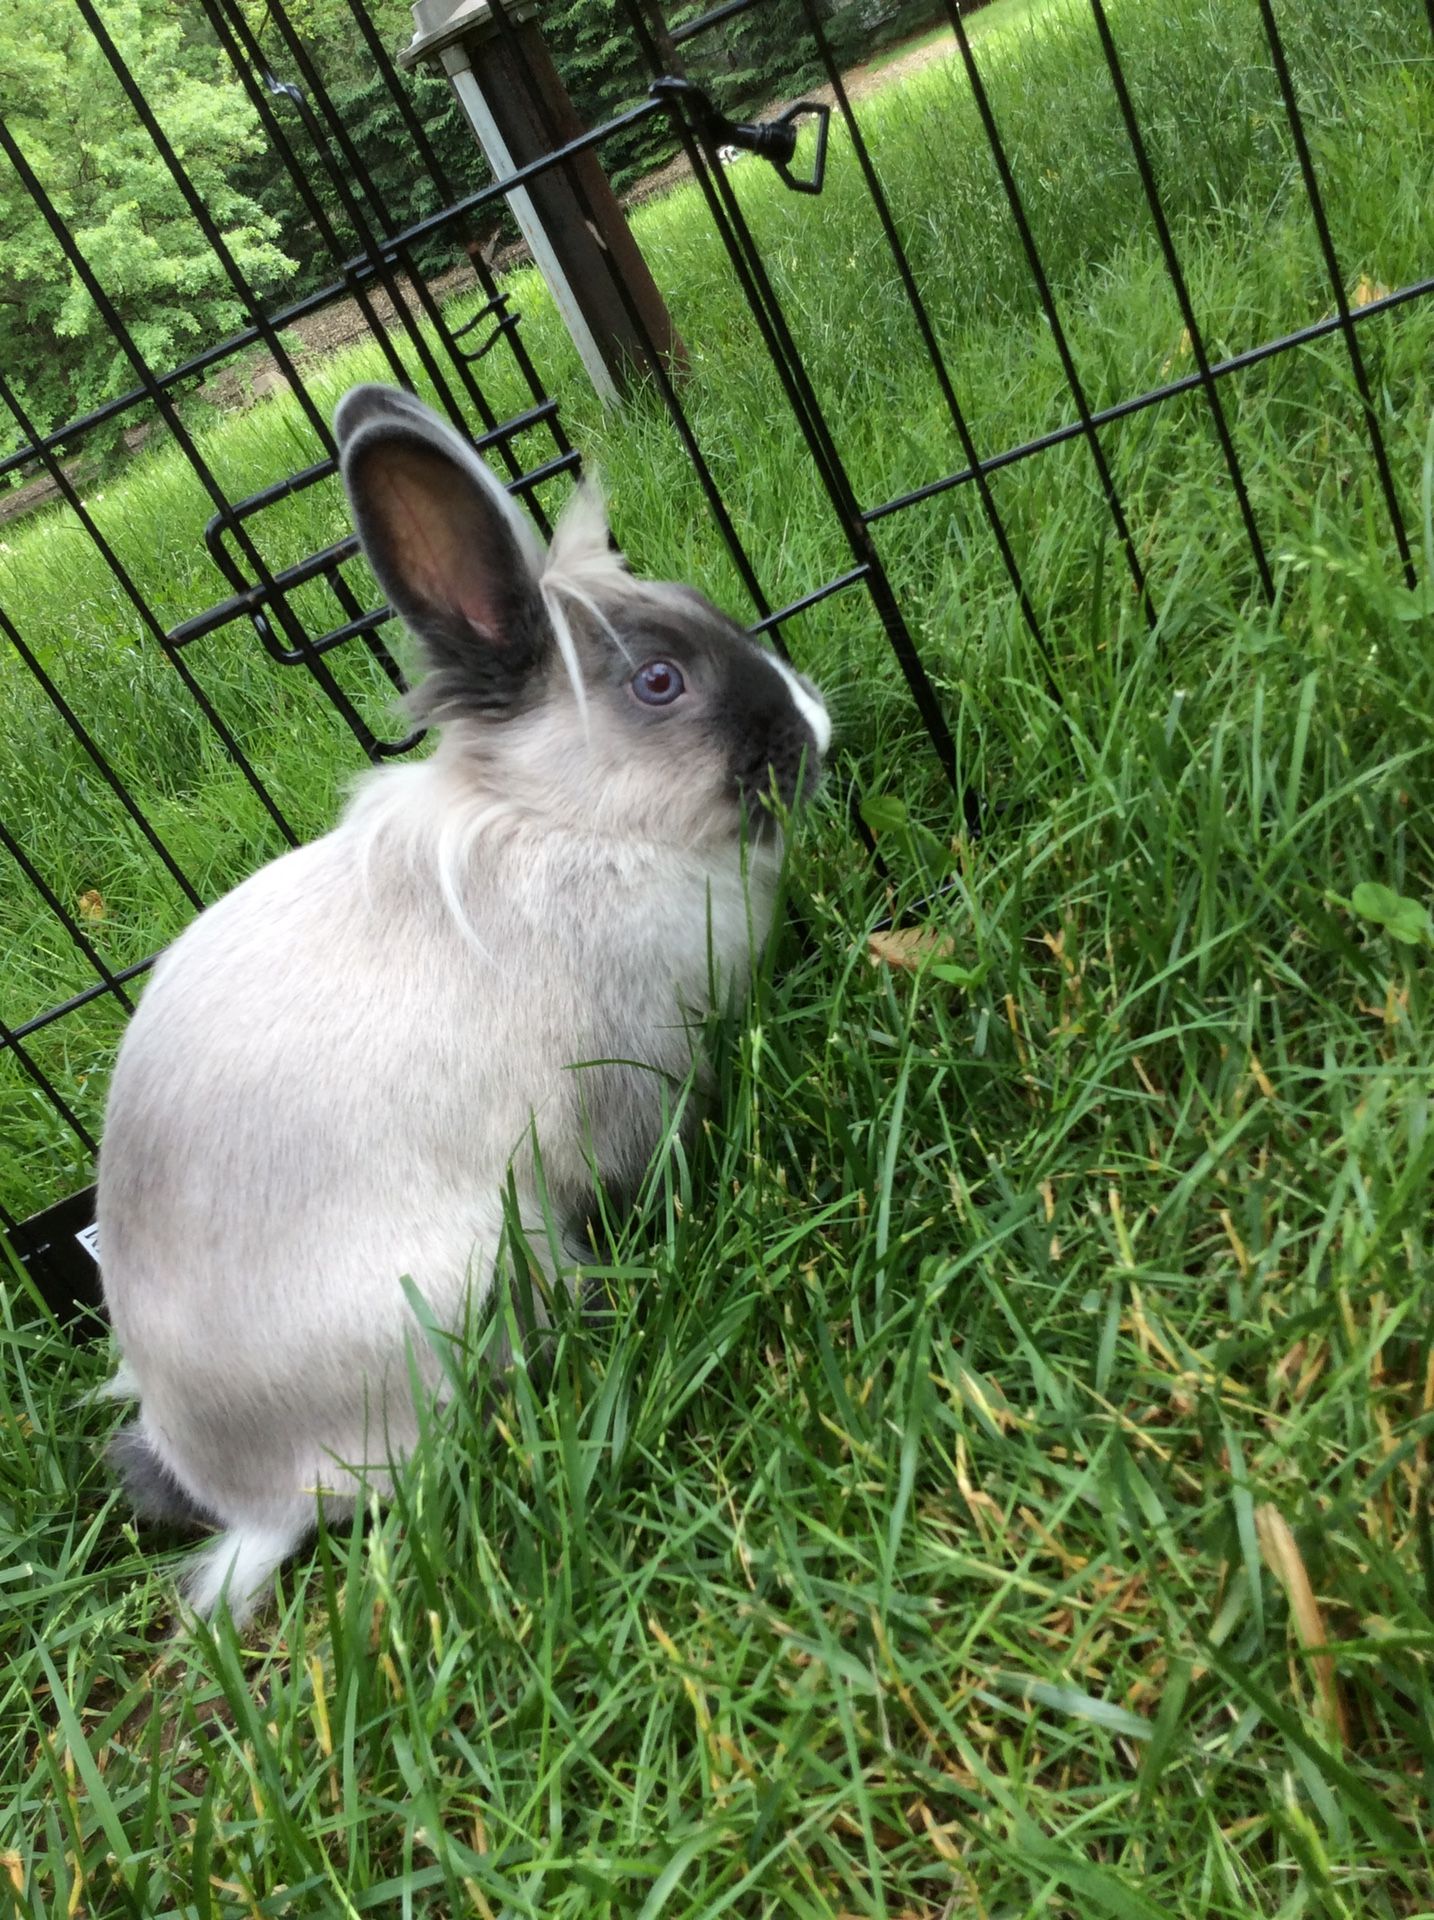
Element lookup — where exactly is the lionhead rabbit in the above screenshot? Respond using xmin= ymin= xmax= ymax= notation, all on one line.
xmin=97 ymin=383 xmax=829 ymax=1624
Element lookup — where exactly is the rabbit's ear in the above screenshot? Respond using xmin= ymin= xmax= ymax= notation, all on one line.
xmin=335 ymin=385 xmax=551 ymax=718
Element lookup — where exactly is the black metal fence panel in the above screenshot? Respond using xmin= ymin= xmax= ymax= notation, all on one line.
xmin=2 ymin=0 xmax=1430 ymax=1299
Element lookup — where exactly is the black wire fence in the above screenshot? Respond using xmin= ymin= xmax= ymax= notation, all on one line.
xmin=2 ymin=0 xmax=1431 ymax=1309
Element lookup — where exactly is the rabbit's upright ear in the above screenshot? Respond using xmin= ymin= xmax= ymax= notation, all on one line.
xmin=335 ymin=384 xmax=552 ymax=719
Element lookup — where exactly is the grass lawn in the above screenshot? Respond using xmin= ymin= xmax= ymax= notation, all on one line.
xmin=3 ymin=0 xmax=1434 ymax=1910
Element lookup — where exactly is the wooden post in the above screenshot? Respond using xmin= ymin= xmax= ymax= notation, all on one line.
xmin=402 ymin=0 xmax=685 ymax=403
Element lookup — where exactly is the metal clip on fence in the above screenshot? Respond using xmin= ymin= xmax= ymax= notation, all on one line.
xmin=650 ymin=77 xmax=829 ymax=196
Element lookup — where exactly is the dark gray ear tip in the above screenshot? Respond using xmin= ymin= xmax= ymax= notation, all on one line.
xmin=333 ymin=382 xmax=435 ymax=449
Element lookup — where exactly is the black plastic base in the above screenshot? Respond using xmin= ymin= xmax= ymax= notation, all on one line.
xmin=5 ymin=1186 xmax=105 ymax=1330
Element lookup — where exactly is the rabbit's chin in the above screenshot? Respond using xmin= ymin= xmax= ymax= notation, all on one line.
xmin=738 ymin=806 xmax=785 ymax=853
xmin=429 ymin=709 xmax=740 ymax=854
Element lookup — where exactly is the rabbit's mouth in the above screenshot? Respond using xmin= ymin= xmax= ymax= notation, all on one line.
xmin=736 ymin=756 xmax=823 ymax=839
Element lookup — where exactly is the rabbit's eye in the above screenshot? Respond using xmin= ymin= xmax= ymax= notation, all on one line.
xmin=632 ymin=660 xmax=685 ymax=706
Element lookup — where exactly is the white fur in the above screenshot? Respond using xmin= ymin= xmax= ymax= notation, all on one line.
xmin=183 ymin=1520 xmax=310 ymax=1623
xmin=83 ymin=1359 xmax=138 ymax=1405
xmin=771 ymin=655 xmax=832 ymax=757
xmin=98 ymin=743 xmax=779 ymax=1622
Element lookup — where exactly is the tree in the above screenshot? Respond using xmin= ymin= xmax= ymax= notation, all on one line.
xmin=0 ymin=0 xmax=296 ymax=467
xmin=230 ymin=1 xmax=496 ymax=297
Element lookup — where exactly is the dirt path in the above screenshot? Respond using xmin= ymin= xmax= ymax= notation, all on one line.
xmin=1 ymin=34 xmax=954 ymax=525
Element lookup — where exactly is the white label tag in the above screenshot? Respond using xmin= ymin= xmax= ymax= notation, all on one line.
xmin=75 ymin=1221 xmax=101 ymax=1263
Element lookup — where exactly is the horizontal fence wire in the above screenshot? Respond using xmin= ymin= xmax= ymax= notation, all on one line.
xmin=2 ymin=0 xmax=1431 ymax=1238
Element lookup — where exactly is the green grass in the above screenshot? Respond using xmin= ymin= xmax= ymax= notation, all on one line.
xmin=864 ymin=0 xmax=1072 ymax=74
xmin=867 ymin=0 xmax=1063 ymax=66
xmin=4 ymin=0 xmax=1434 ymax=1909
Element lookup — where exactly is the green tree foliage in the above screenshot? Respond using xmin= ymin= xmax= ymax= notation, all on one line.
xmin=233 ymin=0 xmax=492 ymax=293
xmin=0 ymin=0 xmax=296 ymax=465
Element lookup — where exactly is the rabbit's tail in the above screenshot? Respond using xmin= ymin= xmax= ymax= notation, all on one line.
xmin=183 ymin=1518 xmax=311 ymax=1625
xmin=86 ymin=1359 xmax=139 ymax=1405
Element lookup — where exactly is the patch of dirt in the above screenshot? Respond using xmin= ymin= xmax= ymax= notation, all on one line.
xmin=0 ymin=33 xmax=953 ymax=528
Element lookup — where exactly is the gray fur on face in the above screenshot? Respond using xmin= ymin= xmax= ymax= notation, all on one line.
xmin=94 ymin=384 xmax=830 ymax=1626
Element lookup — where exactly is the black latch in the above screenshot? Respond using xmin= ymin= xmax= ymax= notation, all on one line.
xmin=650 ymin=76 xmax=830 ymax=196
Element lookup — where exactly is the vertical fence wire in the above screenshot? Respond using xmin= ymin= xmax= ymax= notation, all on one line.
xmin=491 ymin=0 xmax=779 ymax=622
xmin=676 ymin=96 xmax=964 ymax=789
xmin=202 ymin=2 xmax=460 ymax=448
xmin=336 ymin=0 xmax=578 ymax=455
xmin=246 ymin=8 xmax=499 ymax=444
xmin=0 ymin=119 xmax=301 ymax=824
xmin=938 ymin=0 xmax=1160 ymax=633
xmin=0 ymin=816 xmax=138 ymax=1019
xmin=0 ymin=1007 xmax=98 ymax=1160
xmin=0 ymin=604 xmax=202 ymax=910
xmin=73 ymin=0 xmax=338 ymax=460
xmin=54 ymin=3 xmax=464 ymax=765
xmin=479 ymin=0 xmax=780 ymax=623
xmin=1253 ymin=0 xmax=1417 ymax=590
xmin=78 ymin=1 xmax=444 ymax=755
xmin=342 ymin=0 xmax=467 ymax=196
xmin=0 ymin=125 xmax=303 ymax=844
xmin=217 ymin=0 xmax=568 ymax=518
xmin=788 ymin=0 xmax=1063 ymax=695
xmin=202 ymin=0 xmax=583 ymax=712
xmin=1085 ymin=0 xmax=1276 ymax=603
xmin=620 ymin=0 xmax=963 ymax=793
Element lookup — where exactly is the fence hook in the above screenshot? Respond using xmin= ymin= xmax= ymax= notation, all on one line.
xmin=650 ymin=76 xmax=830 ymax=196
